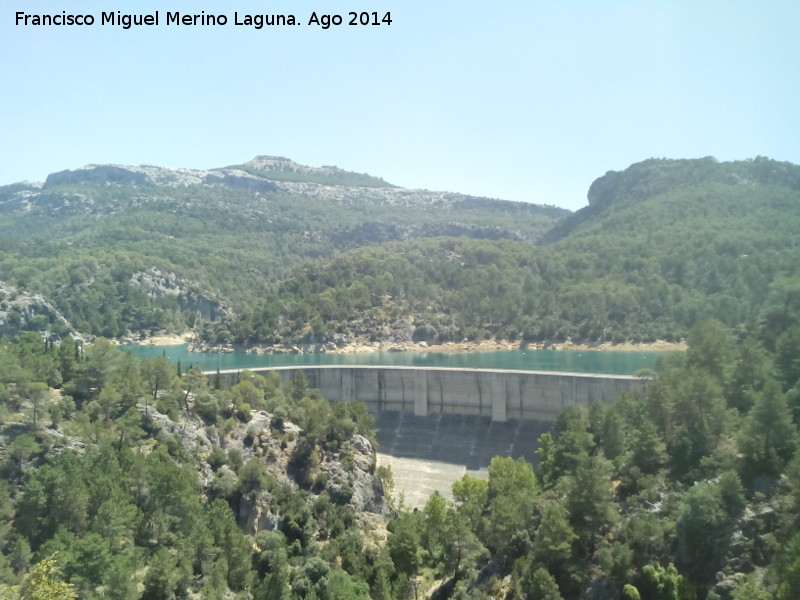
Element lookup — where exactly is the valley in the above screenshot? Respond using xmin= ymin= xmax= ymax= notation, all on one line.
xmin=0 ymin=155 xmax=799 ymax=599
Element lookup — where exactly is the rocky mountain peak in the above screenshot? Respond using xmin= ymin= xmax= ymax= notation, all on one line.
xmin=244 ymin=156 xmax=349 ymax=177
xmin=237 ymin=155 xmax=397 ymax=189
xmin=44 ymin=164 xmax=209 ymax=188
xmin=247 ymin=155 xmax=296 ymax=168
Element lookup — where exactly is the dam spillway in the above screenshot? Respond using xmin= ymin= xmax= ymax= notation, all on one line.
xmin=213 ymin=365 xmax=645 ymax=422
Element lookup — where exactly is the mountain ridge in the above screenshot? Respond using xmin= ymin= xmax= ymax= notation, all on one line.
xmin=6 ymin=156 xmax=566 ymax=217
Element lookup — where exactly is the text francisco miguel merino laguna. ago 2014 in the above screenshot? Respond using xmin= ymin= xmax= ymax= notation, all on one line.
xmin=15 ymin=10 xmax=394 ymax=30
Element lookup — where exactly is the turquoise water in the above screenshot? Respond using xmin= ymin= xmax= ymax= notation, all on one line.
xmin=121 ymin=344 xmax=675 ymax=375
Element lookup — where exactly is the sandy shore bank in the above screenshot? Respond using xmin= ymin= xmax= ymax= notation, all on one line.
xmin=121 ymin=332 xmax=194 ymax=346
xmin=542 ymin=339 xmax=687 ymax=352
xmin=187 ymin=336 xmax=686 ymax=355
xmin=327 ymin=338 xmax=687 ymax=354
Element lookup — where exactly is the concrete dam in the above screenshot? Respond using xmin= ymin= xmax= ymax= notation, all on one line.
xmin=216 ymin=365 xmax=645 ymax=423
xmin=214 ymin=365 xmax=645 ymax=506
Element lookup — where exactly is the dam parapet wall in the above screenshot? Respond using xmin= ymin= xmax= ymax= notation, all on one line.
xmin=212 ymin=365 xmax=645 ymax=422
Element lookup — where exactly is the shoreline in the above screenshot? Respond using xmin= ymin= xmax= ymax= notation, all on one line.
xmin=118 ymin=332 xmax=194 ymax=346
xmin=175 ymin=336 xmax=687 ymax=355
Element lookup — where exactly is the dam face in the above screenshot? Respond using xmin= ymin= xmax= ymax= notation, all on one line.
xmin=213 ymin=366 xmax=644 ymax=507
xmin=216 ymin=365 xmax=645 ymax=422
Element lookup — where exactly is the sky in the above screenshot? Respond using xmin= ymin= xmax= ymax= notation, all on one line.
xmin=2 ymin=1 xmax=799 ymax=211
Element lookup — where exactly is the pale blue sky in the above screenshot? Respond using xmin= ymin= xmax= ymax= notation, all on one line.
xmin=2 ymin=1 xmax=798 ymax=210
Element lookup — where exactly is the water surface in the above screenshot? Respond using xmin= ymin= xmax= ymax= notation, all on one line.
xmin=122 ymin=344 xmax=675 ymax=375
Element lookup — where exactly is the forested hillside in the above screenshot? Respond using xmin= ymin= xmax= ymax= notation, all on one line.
xmin=5 ymin=156 xmax=799 ymax=349
xmin=0 ymin=156 xmax=564 ymax=341
xmin=0 ymin=333 xmax=388 ymax=600
xmin=212 ymin=157 xmax=800 ymax=348
xmin=0 ymin=302 xmax=798 ymax=599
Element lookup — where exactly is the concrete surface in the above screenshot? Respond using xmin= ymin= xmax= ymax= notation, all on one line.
xmin=374 ymin=411 xmax=550 ymax=508
xmin=215 ymin=365 xmax=644 ymax=423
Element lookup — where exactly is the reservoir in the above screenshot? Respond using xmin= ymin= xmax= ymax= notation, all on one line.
xmin=121 ymin=344 xmax=672 ymax=375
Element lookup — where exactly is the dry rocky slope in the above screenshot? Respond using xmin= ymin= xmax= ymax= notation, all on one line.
xmin=139 ymin=402 xmax=388 ymax=534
